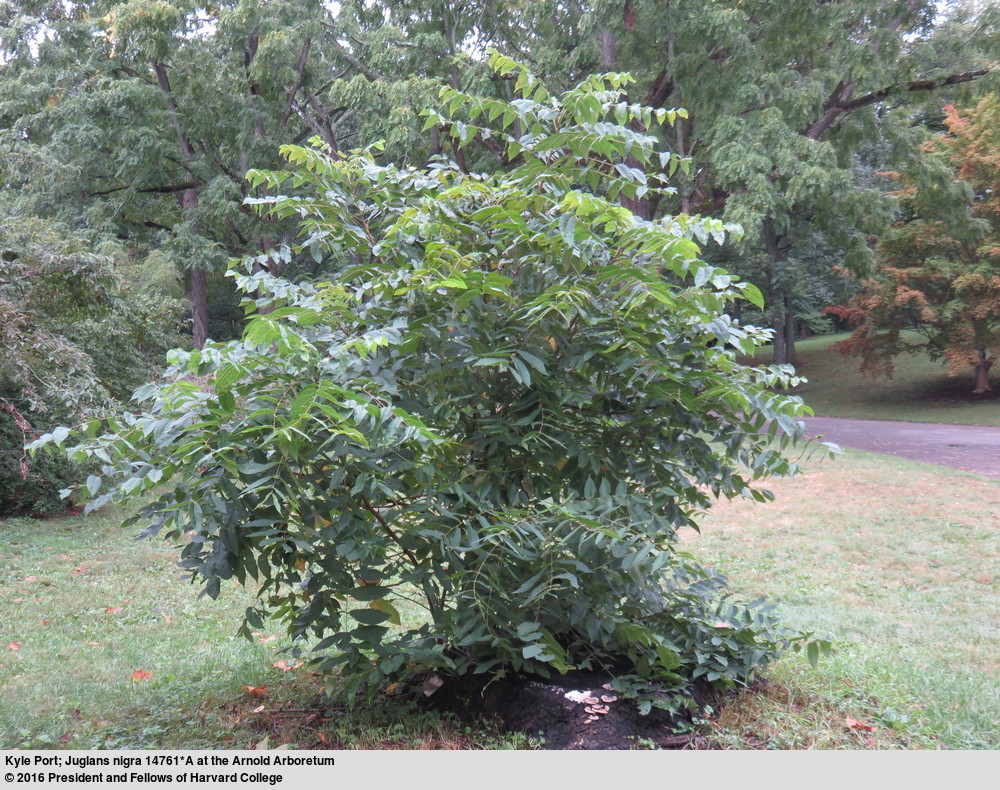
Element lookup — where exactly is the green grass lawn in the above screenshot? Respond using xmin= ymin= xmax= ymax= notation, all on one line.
xmin=689 ymin=449 xmax=1000 ymax=749
xmin=2 ymin=449 xmax=997 ymax=749
xmin=0 ymin=508 xmax=532 ymax=750
xmin=769 ymin=332 xmax=1000 ymax=425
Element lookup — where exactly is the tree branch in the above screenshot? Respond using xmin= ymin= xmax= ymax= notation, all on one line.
xmin=643 ymin=65 xmax=674 ymax=109
xmin=87 ymin=180 xmax=204 ymax=198
xmin=359 ymin=495 xmax=435 ymax=617
xmin=279 ymin=38 xmax=312 ymax=130
xmin=152 ymin=61 xmax=196 ymax=158
xmin=802 ymin=69 xmax=992 ymax=140
xmin=322 ymin=28 xmax=383 ymax=82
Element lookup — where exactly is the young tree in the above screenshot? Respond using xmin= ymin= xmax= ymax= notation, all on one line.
xmin=828 ymin=96 xmax=1000 ymax=394
xmin=33 ymin=59 xmax=828 ymax=706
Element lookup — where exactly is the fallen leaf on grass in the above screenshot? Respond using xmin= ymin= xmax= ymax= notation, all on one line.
xmin=25 ymin=576 xmax=36 ymax=582
xmin=272 ymin=660 xmax=303 ymax=672
xmin=104 ymin=607 xmax=123 ymax=614
xmin=845 ymin=716 xmax=877 ymax=732
xmin=131 ymin=670 xmax=152 ymax=682
xmin=41 ymin=620 xmax=50 ymax=625
xmin=242 ymin=685 xmax=268 ymax=697
xmin=7 ymin=642 xmax=20 ymax=651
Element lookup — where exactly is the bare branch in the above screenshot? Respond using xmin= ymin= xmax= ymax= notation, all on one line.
xmin=802 ymin=69 xmax=992 ymax=140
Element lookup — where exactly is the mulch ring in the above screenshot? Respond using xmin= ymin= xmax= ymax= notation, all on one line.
xmin=421 ymin=669 xmax=720 ymax=750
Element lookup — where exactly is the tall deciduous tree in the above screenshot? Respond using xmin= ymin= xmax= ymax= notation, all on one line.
xmin=828 ymin=96 xmax=1000 ymax=394
xmin=513 ymin=0 xmax=997 ymax=364
xmin=1 ymin=0 xmax=360 ymax=346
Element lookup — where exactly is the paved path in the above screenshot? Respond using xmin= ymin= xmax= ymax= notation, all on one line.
xmin=803 ymin=416 xmax=1000 ymax=480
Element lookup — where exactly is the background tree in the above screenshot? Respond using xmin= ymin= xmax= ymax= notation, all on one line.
xmin=0 ymin=0 xmax=530 ymax=345
xmin=3 ymin=1 xmax=995 ymax=355
xmin=1 ymin=0 xmax=359 ymax=346
xmin=500 ymin=0 xmax=998 ymax=364
xmin=828 ymin=96 xmax=1000 ymax=394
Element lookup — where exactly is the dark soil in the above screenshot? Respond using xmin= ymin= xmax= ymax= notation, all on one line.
xmin=422 ymin=670 xmax=718 ymax=750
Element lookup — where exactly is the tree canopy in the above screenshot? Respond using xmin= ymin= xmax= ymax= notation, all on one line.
xmin=2 ymin=1 xmax=996 ymax=356
xmin=828 ymin=95 xmax=1000 ymax=394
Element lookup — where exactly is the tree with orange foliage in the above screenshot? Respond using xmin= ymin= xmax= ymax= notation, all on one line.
xmin=827 ymin=96 xmax=1000 ymax=395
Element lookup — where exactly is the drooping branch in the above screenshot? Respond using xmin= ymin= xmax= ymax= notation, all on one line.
xmin=322 ymin=27 xmax=383 ymax=82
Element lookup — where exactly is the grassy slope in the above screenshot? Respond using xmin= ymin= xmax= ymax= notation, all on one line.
xmin=776 ymin=333 xmax=1000 ymax=426
xmin=2 ymin=449 xmax=997 ymax=749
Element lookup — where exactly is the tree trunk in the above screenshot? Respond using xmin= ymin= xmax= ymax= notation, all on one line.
xmin=600 ymin=30 xmax=618 ymax=69
xmin=771 ymin=312 xmax=787 ymax=365
xmin=973 ymin=348 xmax=993 ymax=394
xmin=189 ymin=266 xmax=208 ymax=349
xmin=784 ymin=293 xmax=797 ymax=367
xmin=154 ymin=61 xmax=209 ymax=350
xmin=180 ymin=187 xmax=209 ymax=349
xmin=599 ymin=28 xmax=660 ymax=221
xmin=763 ymin=216 xmax=795 ymax=366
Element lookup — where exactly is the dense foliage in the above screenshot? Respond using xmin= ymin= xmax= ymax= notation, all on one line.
xmin=828 ymin=96 xmax=1000 ymax=394
xmin=34 ymin=61 xmax=829 ymax=707
xmin=0 ymin=213 xmax=184 ymax=515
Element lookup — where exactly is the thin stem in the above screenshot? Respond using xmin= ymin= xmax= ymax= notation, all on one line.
xmin=360 ymin=495 xmax=438 ymax=619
